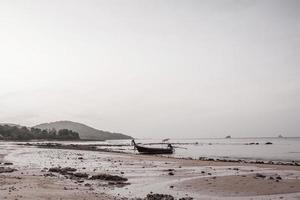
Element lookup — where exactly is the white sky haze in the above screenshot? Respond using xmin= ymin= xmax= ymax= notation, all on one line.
xmin=0 ymin=0 xmax=299 ymax=138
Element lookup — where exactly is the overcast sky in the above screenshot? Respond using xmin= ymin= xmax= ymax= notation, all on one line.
xmin=0 ymin=0 xmax=299 ymax=138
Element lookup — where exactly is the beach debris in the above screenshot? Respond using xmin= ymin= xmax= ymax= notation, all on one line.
xmin=245 ymin=142 xmax=259 ymax=145
xmin=84 ymin=183 xmax=91 ymax=187
xmin=0 ymin=167 xmax=17 ymax=173
xmin=145 ymin=193 xmax=174 ymax=200
xmin=255 ymin=173 xmax=266 ymax=178
xmin=168 ymin=172 xmax=174 ymax=176
xmin=265 ymin=142 xmax=273 ymax=145
xmin=44 ymin=173 xmax=56 ymax=177
xmin=89 ymin=173 xmax=128 ymax=182
xmin=164 ymin=168 xmax=175 ymax=174
xmin=47 ymin=167 xmax=91 ymax=181
xmin=48 ymin=167 xmax=77 ymax=174
xmin=179 ymin=198 xmax=193 ymax=200
xmin=108 ymin=181 xmax=130 ymax=187
xmin=73 ymin=172 xmax=89 ymax=178
xmin=3 ymin=162 xmax=13 ymax=165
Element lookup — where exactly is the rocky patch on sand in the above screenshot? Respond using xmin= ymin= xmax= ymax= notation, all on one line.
xmin=47 ymin=166 xmax=129 ymax=187
xmin=145 ymin=193 xmax=174 ymax=200
xmin=0 ymin=166 xmax=17 ymax=173
xmin=89 ymin=173 xmax=128 ymax=182
xmin=255 ymin=173 xmax=283 ymax=182
xmin=48 ymin=167 xmax=77 ymax=174
xmin=133 ymin=193 xmax=193 ymax=200
xmin=197 ymin=156 xmax=299 ymax=166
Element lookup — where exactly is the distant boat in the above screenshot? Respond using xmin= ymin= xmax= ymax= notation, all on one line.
xmin=278 ymin=134 xmax=284 ymax=138
xmin=225 ymin=135 xmax=231 ymax=139
xmin=131 ymin=140 xmax=174 ymax=154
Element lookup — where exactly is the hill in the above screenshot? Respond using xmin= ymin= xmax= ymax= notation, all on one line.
xmin=0 ymin=124 xmax=80 ymax=141
xmin=34 ymin=121 xmax=132 ymax=141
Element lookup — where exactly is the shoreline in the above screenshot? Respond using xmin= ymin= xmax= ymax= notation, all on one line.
xmin=20 ymin=142 xmax=300 ymax=167
xmin=0 ymin=142 xmax=300 ymax=199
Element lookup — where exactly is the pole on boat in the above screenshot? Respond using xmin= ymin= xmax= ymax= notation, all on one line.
xmin=131 ymin=140 xmax=137 ymax=151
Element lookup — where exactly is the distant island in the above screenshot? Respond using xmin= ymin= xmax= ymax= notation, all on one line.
xmin=0 ymin=120 xmax=133 ymax=141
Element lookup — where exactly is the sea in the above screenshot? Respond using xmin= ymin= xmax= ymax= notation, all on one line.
xmin=24 ymin=137 xmax=300 ymax=163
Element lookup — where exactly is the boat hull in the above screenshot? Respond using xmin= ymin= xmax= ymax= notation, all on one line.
xmin=135 ymin=145 xmax=174 ymax=154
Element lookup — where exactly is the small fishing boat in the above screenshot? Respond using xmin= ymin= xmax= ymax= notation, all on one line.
xmin=131 ymin=140 xmax=174 ymax=154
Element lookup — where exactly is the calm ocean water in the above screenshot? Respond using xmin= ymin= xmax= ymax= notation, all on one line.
xmin=2 ymin=137 xmax=299 ymax=162
xmin=112 ymin=138 xmax=300 ymax=162
xmin=48 ymin=137 xmax=300 ymax=162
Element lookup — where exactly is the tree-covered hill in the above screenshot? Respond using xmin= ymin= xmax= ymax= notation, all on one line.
xmin=0 ymin=125 xmax=80 ymax=141
xmin=34 ymin=121 xmax=133 ymax=140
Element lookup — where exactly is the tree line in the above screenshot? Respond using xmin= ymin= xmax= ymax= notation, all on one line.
xmin=0 ymin=125 xmax=80 ymax=141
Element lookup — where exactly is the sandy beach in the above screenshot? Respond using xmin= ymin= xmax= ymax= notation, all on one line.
xmin=0 ymin=143 xmax=300 ymax=200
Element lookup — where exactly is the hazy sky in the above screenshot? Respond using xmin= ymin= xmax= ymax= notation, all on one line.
xmin=0 ymin=0 xmax=299 ymax=138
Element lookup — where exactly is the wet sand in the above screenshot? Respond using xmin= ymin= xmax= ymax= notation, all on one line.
xmin=0 ymin=173 xmax=114 ymax=200
xmin=0 ymin=143 xmax=300 ymax=200
xmin=177 ymin=174 xmax=300 ymax=196
xmin=1 ymin=148 xmax=117 ymax=200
